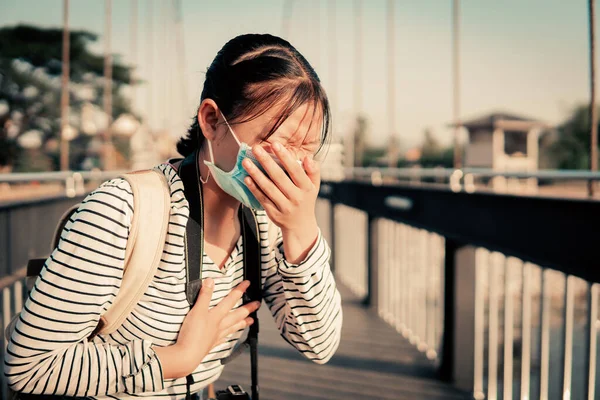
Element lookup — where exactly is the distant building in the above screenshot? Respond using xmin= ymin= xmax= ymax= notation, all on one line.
xmin=450 ymin=111 xmax=550 ymax=192
xmin=451 ymin=111 xmax=549 ymax=171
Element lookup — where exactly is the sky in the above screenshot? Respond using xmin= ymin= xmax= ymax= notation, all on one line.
xmin=0 ymin=0 xmax=593 ymax=149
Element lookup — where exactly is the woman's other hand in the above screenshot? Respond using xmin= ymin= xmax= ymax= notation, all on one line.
xmin=153 ymin=278 xmax=261 ymax=379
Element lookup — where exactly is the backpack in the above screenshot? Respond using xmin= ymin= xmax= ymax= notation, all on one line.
xmin=5 ymin=169 xmax=171 ymax=342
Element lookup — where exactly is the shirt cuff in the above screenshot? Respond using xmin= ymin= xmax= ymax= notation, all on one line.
xmin=277 ymin=229 xmax=331 ymax=278
xmin=122 ymin=340 xmax=165 ymax=394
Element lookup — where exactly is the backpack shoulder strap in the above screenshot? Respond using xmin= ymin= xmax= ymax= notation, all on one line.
xmin=241 ymin=206 xmax=261 ymax=304
xmin=91 ymin=169 xmax=171 ymax=337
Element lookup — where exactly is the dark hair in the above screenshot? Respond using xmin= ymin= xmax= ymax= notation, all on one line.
xmin=176 ymin=34 xmax=331 ymax=157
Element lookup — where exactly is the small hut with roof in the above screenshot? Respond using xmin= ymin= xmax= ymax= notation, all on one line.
xmin=451 ymin=111 xmax=549 ymax=172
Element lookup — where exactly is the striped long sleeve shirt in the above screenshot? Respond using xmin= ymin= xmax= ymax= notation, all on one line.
xmin=4 ymin=161 xmax=343 ymax=399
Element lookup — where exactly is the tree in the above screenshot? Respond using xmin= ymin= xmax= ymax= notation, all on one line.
xmin=548 ymin=105 xmax=600 ymax=170
xmin=0 ymin=24 xmax=137 ymax=171
xmin=421 ymin=128 xmax=442 ymax=159
xmin=418 ymin=129 xmax=453 ymax=168
xmin=353 ymin=115 xmax=368 ymax=167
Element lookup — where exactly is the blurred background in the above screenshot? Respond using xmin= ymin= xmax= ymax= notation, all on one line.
xmin=0 ymin=0 xmax=598 ymax=196
xmin=1 ymin=1 xmax=600 ymax=400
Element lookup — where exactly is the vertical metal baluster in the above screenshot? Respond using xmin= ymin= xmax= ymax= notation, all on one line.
xmin=488 ymin=253 xmax=500 ymax=400
xmin=389 ymin=221 xmax=395 ymax=327
xmin=419 ymin=229 xmax=428 ymax=352
xmin=387 ymin=220 xmax=393 ymax=323
xmin=404 ymin=223 xmax=410 ymax=331
xmin=561 ymin=275 xmax=574 ymax=400
xmin=360 ymin=211 xmax=369 ymax=298
xmin=393 ymin=222 xmax=400 ymax=329
xmin=586 ymin=283 xmax=598 ymax=400
xmin=395 ymin=222 xmax=401 ymax=330
xmin=403 ymin=224 xmax=410 ymax=336
xmin=351 ymin=209 xmax=357 ymax=293
xmin=379 ymin=219 xmax=387 ymax=320
xmin=438 ymin=235 xmax=446 ymax=356
xmin=504 ymin=258 xmax=515 ymax=400
xmin=404 ymin=225 xmax=410 ymax=336
xmin=399 ymin=224 xmax=406 ymax=332
xmin=473 ymin=249 xmax=485 ymax=399
xmin=384 ymin=219 xmax=391 ymax=322
xmin=408 ymin=226 xmax=419 ymax=345
xmin=378 ymin=219 xmax=385 ymax=318
xmin=539 ymin=269 xmax=550 ymax=400
xmin=426 ymin=232 xmax=436 ymax=359
xmin=13 ymin=280 xmax=23 ymax=315
xmin=1 ymin=287 xmax=11 ymax=400
xmin=521 ymin=263 xmax=532 ymax=400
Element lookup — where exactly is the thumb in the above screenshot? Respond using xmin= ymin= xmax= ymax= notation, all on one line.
xmin=304 ymin=157 xmax=320 ymax=187
xmin=193 ymin=278 xmax=214 ymax=311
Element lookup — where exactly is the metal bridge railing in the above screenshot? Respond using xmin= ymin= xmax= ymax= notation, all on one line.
xmin=317 ymin=177 xmax=599 ymax=400
xmin=1 ymin=168 xmax=599 ymax=399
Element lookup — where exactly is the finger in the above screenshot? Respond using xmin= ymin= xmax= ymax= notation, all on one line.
xmin=303 ymin=156 xmax=320 ymax=187
xmin=251 ymin=146 xmax=299 ymax=198
xmin=219 ymin=317 xmax=254 ymax=343
xmin=244 ymin=177 xmax=281 ymax=213
xmin=213 ymin=280 xmax=250 ymax=316
xmin=192 ymin=277 xmax=214 ymax=312
xmin=242 ymin=159 xmax=290 ymax=208
xmin=220 ymin=300 xmax=261 ymax=330
xmin=272 ymin=142 xmax=312 ymax=189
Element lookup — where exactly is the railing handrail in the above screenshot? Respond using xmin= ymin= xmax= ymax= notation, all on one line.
xmin=348 ymin=167 xmax=600 ymax=180
xmin=0 ymin=170 xmax=128 ymax=183
xmin=3 ymin=167 xmax=600 ymax=184
xmin=319 ymin=180 xmax=600 ymax=284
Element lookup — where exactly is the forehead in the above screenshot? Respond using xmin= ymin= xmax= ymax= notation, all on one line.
xmin=248 ymin=102 xmax=322 ymax=144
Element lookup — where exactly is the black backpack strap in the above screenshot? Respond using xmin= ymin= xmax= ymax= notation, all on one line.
xmin=179 ymin=150 xmax=204 ymax=307
xmin=178 ymin=150 xmax=204 ymax=400
xmin=179 ymin=150 xmax=262 ymax=399
xmin=240 ymin=206 xmax=261 ymax=305
xmin=240 ymin=206 xmax=261 ymax=400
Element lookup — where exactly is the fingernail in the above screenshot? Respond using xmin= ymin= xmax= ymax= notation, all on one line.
xmin=273 ymin=142 xmax=282 ymax=151
xmin=254 ymin=146 xmax=265 ymax=155
xmin=205 ymin=278 xmax=214 ymax=288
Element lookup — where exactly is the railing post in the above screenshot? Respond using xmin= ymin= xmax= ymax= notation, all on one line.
xmin=439 ymin=239 xmax=477 ymax=394
xmin=329 ymin=199 xmax=336 ymax=275
xmin=362 ymin=215 xmax=377 ymax=307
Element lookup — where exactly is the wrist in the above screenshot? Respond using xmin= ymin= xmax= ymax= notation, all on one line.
xmin=281 ymin=220 xmax=319 ymax=264
xmin=153 ymin=343 xmax=195 ymax=379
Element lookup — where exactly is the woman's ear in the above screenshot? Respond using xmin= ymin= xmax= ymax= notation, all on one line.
xmin=198 ymin=99 xmax=220 ymax=141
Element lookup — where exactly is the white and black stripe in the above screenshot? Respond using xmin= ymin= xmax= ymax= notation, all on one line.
xmin=4 ymin=162 xmax=343 ymax=399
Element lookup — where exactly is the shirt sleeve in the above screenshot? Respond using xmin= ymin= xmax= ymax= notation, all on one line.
xmin=3 ymin=178 xmax=165 ymax=397
xmin=261 ymin=220 xmax=343 ymax=364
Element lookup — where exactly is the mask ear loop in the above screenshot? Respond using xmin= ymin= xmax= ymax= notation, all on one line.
xmin=198 ymin=124 xmax=211 ymax=184
xmin=220 ymin=112 xmax=242 ymax=147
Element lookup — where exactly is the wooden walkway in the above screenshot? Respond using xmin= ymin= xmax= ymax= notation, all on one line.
xmin=214 ymin=284 xmax=469 ymax=400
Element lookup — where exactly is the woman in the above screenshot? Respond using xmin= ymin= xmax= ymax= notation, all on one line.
xmin=4 ymin=34 xmax=343 ymax=399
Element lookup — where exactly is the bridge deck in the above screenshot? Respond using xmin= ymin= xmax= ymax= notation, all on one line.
xmin=214 ymin=284 xmax=469 ymax=400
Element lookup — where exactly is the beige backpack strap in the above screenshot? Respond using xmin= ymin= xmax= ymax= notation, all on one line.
xmin=90 ymin=169 xmax=171 ymax=337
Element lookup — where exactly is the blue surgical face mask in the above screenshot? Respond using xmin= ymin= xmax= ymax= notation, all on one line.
xmin=204 ymin=112 xmax=293 ymax=210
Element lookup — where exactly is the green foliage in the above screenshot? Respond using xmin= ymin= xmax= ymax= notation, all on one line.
xmin=0 ymin=24 xmax=136 ymax=170
xmin=549 ymin=105 xmax=599 ymax=170
xmin=419 ymin=147 xmax=454 ymax=168
xmin=417 ymin=129 xmax=454 ymax=168
xmin=0 ymin=25 xmax=132 ymax=84
xmin=362 ymin=146 xmax=386 ymax=167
